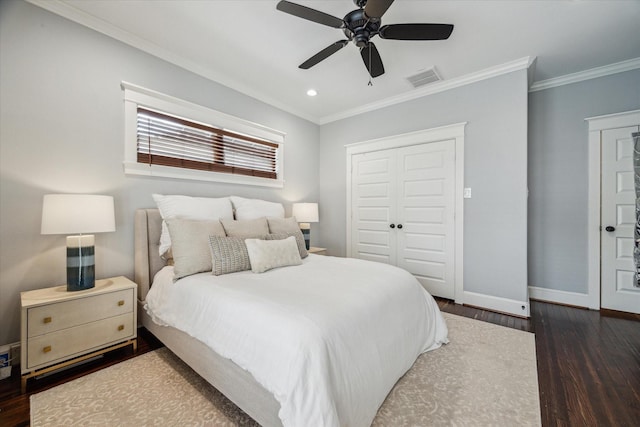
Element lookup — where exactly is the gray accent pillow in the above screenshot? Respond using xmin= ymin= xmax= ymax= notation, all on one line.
xmin=267 ymin=216 xmax=299 ymax=234
xmin=221 ymin=217 xmax=269 ymax=237
xmin=166 ymin=218 xmax=226 ymax=280
xmin=208 ymin=236 xmax=252 ymax=276
xmin=267 ymin=217 xmax=308 ymax=258
xmin=266 ymin=232 xmax=308 ymax=259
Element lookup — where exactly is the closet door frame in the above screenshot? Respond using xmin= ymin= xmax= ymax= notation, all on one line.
xmin=345 ymin=122 xmax=467 ymax=304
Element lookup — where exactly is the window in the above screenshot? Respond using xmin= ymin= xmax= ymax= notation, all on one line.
xmin=137 ymin=108 xmax=278 ymax=179
xmin=122 ymin=82 xmax=284 ymax=187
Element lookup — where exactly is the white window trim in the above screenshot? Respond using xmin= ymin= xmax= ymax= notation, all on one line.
xmin=121 ymin=81 xmax=285 ymax=188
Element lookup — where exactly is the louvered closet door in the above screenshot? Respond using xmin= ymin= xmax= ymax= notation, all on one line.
xmin=395 ymin=141 xmax=456 ymax=299
xmin=351 ymin=149 xmax=397 ymax=265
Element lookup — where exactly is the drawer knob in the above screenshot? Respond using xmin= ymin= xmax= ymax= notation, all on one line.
xmin=118 ymin=325 xmax=125 ymax=331
xmin=43 ymin=316 xmax=52 ymax=324
xmin=118 ymin=300 xmax=125 ymax=306
xmin=43 ymin=345 xmax=51 ymax=353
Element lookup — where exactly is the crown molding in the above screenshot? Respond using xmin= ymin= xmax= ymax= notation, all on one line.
xmin=529 ymin=57 xmax=640 ymax=92
xmin=28 ymin=0 xmax=637 ymax=127
xmin=317 ymin=56 xmax=535 ymax=125
xmin=25 ymin=1 xmax=538 ymax=126
xmin=25 ymin=0 xmax=319 ymax=124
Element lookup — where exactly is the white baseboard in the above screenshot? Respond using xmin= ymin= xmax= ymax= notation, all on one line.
xmin=528 ymin=286 xmax=594 ymax=309
xmin=460 ymin=287 xmax=596 ymax=318
xmin=462 ymin=291 xmax=530 ymax=317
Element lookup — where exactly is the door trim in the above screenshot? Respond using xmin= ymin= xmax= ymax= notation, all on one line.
xmin=586 ymin=109 xmax=640 ymax=310
xmin=345 ymin=122 xmax=466 ymax=304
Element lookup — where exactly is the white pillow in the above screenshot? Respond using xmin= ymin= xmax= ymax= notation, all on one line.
xmin=153 ymin=194 xmax=234 ymax=256
xmin=244 ymin=236 xmax=302 ymax=273
xmin=230 ymin=196 xmax=285 ymax=220
xmin=267 ymin=217 xmax=308 ymax=258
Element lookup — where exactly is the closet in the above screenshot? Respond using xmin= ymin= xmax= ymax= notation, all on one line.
xmin=346 ymin=124 xmax=465 ymax=300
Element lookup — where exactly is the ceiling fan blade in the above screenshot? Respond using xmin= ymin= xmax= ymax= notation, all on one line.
xmin=299 ymin=40 xmax=349 ymax=69
xmin=364 ymin=0 xmax=395 ymax=20
xmin=379 ymin=23 xmax=454 ymax=40
xmin=276 ymin=1 xmax=344 ymax=28
xmin=360 ymin=42 xmax=385 ymax=78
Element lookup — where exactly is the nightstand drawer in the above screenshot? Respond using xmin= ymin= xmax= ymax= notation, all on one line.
xmin=26 ymin=312 xmax=134 ymax=369
xmin=27 ymin=288 xmax=134 ymax=337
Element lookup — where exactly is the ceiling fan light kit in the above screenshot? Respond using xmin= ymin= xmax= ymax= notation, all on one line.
xmin=276 ymin=0 xmax=454 ymax=79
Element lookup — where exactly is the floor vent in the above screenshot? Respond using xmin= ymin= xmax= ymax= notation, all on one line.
xmin=406 ymin=67 xmax=441 ymax=88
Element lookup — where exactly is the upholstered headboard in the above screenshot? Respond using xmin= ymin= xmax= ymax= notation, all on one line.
xmin=134 ymin=208 xmax=166 ymax=301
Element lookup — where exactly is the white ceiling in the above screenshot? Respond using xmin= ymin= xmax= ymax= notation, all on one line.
xmin=31 ymin=0 xmax=640 ymax=124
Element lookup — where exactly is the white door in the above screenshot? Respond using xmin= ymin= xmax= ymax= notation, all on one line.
xmin=351 ymin=141 xmax=456 ymax=299
xmin=351 ymin=149 xmax=397 ymax=265
xmin=601 ymin=126 xmax=640 ymax=313
xmin=396 ymin=142 xmax=456 ymax=299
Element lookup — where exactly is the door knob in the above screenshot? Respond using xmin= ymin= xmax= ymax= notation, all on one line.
xmin=389 ymin=224 xmax=395 ymax=229
xmin=605 ymin=226 xmax=615 ymax=232
xmin=397 ymin=224 xmax=403 ymax=229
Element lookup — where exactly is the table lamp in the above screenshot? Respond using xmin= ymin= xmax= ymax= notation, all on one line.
xmin=292 ymin=202 xmax=319 ymax=250
xmin=41 ymin=194 xmax=116 ymax=291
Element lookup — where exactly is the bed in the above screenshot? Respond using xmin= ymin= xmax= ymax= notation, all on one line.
xmin=135 ymin=207 xmax=448 ymax=427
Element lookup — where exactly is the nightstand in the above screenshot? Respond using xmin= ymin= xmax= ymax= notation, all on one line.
xmin=20 ymin=276 xmax=137 ymax=392
xmin=309 ymin=247 xmax=327 ymax=255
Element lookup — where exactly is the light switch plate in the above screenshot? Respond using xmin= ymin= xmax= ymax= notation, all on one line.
xmin=463 ymin=188 xmax=472 ymax=198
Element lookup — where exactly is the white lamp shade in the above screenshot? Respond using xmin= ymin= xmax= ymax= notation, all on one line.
xmin=41 ymin=194 xmax=116 ymax=235
xmin=292 ymin=202 xmax=319 ymax=223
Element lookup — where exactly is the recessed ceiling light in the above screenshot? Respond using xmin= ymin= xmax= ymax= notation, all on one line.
xmin=306 ymin=89 xmax=317 ymax=97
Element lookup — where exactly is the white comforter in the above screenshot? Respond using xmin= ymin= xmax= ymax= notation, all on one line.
xmin=145 ymin=254 xmax=448 ymax=427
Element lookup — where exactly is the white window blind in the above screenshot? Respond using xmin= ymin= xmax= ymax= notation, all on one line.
xmin=136 ymin=107 xmax=278 ymax=179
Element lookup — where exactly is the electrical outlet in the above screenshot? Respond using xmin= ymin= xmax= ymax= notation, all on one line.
xmin=10 ymin=343 xmax=20 ymax=366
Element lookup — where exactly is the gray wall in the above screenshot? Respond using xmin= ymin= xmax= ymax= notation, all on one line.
xmin=4 ymin=0 xmax=636 ymax=349
xmin=528 ymin=69 xmax=640 ymax=294
xmin=0 ymin=1 xmax=320 ymax=345
xmin=317 ymin=70 xmax=529 ymax=304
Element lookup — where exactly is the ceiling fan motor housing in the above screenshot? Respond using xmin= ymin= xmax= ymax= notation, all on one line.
xmin=343 ymin=9 xmax=381 ymax=47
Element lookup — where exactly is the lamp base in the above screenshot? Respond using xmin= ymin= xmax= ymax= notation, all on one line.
xmin=299 ymin=223 xmax=311 ymax=250
xmin=67 ymin=235 xmax=95 ymax=292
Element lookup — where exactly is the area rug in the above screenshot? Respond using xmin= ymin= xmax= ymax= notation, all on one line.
xmin=31 ymin=313 xmax=541 ymax=426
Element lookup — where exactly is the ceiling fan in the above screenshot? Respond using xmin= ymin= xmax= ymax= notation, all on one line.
xmin=276 ymin=0 xmax=454 ymax=78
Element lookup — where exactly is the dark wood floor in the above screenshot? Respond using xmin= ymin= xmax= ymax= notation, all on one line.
xmin=439 ymin=299 xmax=640 ymax=426
xmin=1 ymin=299 xmax=638 ymax=426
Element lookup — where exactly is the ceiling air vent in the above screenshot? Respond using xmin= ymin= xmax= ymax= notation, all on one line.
xmin=406 ymin=67 xmax=441 ymax=88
